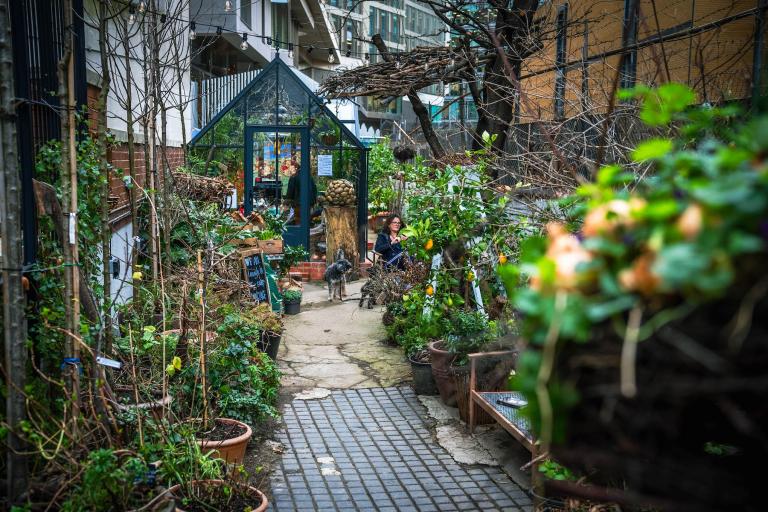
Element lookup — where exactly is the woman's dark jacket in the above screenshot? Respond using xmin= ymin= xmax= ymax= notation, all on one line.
xmin=374 ymin=232 xmax=404 ymax=267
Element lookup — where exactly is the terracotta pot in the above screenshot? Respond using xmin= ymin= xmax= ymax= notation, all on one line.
xmin=195 ymin=418 xmax=252 ymax=464
xmin=114 ymin=386 xmax=172 ymax=420
xmin=428 ymin=340 xmax=457 ymax=406
xmin=168 ymin=479 xmax=268 ymax=512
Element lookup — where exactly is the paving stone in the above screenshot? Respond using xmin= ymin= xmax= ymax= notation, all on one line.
xmin=270 ymin=387 xmax=528 ymax=511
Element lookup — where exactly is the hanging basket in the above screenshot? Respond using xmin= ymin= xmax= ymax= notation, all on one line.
xmin=393 ymin=145 xmax=416 ymax=162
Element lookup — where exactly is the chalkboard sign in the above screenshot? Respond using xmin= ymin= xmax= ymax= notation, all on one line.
xmin=240 ymin=249 xmax=271 ymax=305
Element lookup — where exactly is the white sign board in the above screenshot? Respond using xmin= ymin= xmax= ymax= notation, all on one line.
xmin=318 ymin=154 xmax=333 ymax=177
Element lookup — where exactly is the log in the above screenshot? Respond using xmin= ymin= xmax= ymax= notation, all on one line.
xmin=324 ymin=206 xmax=359 ymax=277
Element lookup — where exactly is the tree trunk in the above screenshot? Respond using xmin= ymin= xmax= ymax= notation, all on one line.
xmin=57 ymin=0 xmax=81 ymax=439
xmin=0 ymin=0 xmax=28 ymax=500
xmin=98 ymin=0 xmax=112 ymax=353
xmin=123 ymin=18 xmax=140 ymax=305
xmin=372 ymin=35 xmax=446 ymax=159
xmin=324 ymin=206 xmax=359 ymax=277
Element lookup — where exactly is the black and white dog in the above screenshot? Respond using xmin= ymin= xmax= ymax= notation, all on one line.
xmin=324 ymin=249 xmax=353 ymax=302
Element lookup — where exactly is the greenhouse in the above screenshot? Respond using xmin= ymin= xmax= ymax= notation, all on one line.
xmin=189 ymin=58 xmax=368 ymax=259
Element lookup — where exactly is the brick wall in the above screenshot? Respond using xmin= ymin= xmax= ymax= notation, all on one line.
xmin=88 ymin=84 xmax=187 ymax=224
xmin=108 ymin=144 xmax=186 ymax=223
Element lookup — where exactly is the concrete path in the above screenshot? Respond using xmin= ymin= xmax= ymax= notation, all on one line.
xmin=268 ymin=280 xmax=532 ymax=511
xmin=277 ymin=281 xmax=411 ymax=392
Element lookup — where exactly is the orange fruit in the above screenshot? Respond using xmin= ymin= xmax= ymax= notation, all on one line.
xmin=424 ymin=239 xmax=434 ymax=250
xmin=499 ymin=254 xmax=508 ymax=264
xmin=467 ymin=271 xmax=475 ymax=282
xmin=426 ymin=285 xmax=434 ymax=296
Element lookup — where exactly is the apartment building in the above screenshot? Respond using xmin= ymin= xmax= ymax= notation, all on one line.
xmin=299 ymin=0 xmax=448 ymax=142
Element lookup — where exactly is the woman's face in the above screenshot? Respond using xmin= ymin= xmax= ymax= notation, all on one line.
xmin=390 ymin=218 xmax=402 ymax=234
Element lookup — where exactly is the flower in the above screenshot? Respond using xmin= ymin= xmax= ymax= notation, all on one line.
xmin=582 ymin=198 xmax=646 ymax=237
xmin=677 ymin=203 xmax=703 ymax=239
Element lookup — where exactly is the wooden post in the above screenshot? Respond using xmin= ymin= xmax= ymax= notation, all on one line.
xmin=324 ymin=206 xmax=359 ymax=276
xmin=0 ymin=0 xmax=29 ymax=499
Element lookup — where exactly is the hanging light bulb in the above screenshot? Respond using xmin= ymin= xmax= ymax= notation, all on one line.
xmin=216 ymin=26 xmax=222 ymax=36
xmin=266 ymin=37 xmax=272 ymax=46
xmin=190 ymin=22 xmax=196 ymax=40
xmin=160 ymin=13 xmax=166 ymax=24
xmin=308 ymin=45 xmax=314 ymax=55
xmin=288 ymin=43 xmax=294 ymax=59
xmin=224 ymin=0 xmax=233 ymax=12
xmin=328 ymin=49 xmax=335 ymax=63
xmin=364 ymin=53 xmax=370 ymax=65
xmin=128 ymin=6 xmax=136 ymax=25
xmin=138 ymin=1 xmax=146 ymax=13
xmin=240 ymin=33 xmax=248 ymax=50
xmin=346 ymin=49 xmax=351 ymax=58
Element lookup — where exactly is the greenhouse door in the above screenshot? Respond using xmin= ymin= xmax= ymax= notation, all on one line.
xmin=244 ymin=126 xmax=310 ymax=250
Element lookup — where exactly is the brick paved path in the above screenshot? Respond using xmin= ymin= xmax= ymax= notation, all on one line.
xmin=270 ymin=387 xmax=532 ymax=511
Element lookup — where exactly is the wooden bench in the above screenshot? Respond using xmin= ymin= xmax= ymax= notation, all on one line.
xmin=468 ymin=351 xmax=543 ymax=495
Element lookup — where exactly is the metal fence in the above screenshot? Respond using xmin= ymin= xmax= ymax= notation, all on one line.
xmin=193 ymin=70 xmax=261 ymax=129
xmin=10 ymin=0 xmax=87 ymax=265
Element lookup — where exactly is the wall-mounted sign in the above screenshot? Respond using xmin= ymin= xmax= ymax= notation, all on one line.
xmin=318 ymin=154 xmax=333 ymax=177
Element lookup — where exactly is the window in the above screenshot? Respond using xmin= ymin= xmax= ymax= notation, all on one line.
xmin=240 ymin=0 xmax=251 ymax=28
xmin=391 ymin=14 xmax=400 ymax=43
xmin=554 ymin=4 xmax=567 ymax=119
xmin=272 ymin=3 xmax=289 ymax=50
xmin=620 ymin=0 xmax=638 ymax=88
xmin=370 ymin=8 xmax=376 ymax=36
xmin=380 ymin=11 xmax=388 ymax=40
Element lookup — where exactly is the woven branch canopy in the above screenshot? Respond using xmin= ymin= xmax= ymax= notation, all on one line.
xmin=319 ymin=46 xmax=492 ymax=100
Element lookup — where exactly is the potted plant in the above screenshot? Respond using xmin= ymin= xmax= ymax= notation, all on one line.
xmin=251 ymin=303 xmax=284 ymax=360
xmin=167 ymin=306 xmax=281 ymax=465
xmin=283 ymin=289 xmax=302 ymax=315
xmin=112 ymin=326 xmax=177 ymax=421
xmin=429 ymin=310 xmax=499 ymax=411
xmin=168 ymin=480 xmax=268 ymax=512
xmin=409 ymin=348 xmax=439 ymax=396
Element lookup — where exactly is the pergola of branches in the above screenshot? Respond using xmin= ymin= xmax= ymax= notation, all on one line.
xmin=320 ymin=46 xmax=490 ymax=100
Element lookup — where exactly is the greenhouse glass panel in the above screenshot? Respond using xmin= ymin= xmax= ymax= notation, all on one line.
xmin=188 ymin=58 xmax=368 ymax=260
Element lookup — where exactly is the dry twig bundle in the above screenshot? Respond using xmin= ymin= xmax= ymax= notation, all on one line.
xmin=172 ymin=171 xmax=233 ymax=203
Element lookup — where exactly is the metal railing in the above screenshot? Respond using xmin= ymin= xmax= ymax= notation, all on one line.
xmin=193 ymin=69 xmax=261 ymax=129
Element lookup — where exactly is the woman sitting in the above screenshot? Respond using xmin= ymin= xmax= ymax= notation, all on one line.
xmin=374 ymin=214 xmax=409 ymax=270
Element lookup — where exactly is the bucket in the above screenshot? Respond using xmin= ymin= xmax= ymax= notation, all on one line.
xmin=284 ymin=301 xmax=301 ymax=315
xmin=409 ymin=356 xmax=439 ymax=396
xmin=259 ymin=331 xmax=282 ymax=360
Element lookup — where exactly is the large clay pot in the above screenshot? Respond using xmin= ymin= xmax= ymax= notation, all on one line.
xmin=428 ymin=340 xmax=457 ymax=406
xmin=113 ymin=386 xmax=172 ymax=420
xmin=168 ymin=479 xmax=268 ymax=512
xmin=195 ymin=418 xmax=252 ymax=464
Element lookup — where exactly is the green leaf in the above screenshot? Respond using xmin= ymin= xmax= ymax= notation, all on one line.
xmin=728 ymin=232 xmax=765 ymax=253
xmin=585 ymin=295 xmax=636 ymax=322
xmin=632 ymin=138 xmax=673 ymax=162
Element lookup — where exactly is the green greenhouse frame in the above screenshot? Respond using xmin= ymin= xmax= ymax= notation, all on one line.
xmin=189 ymin=58 xmax=368 ymax=260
